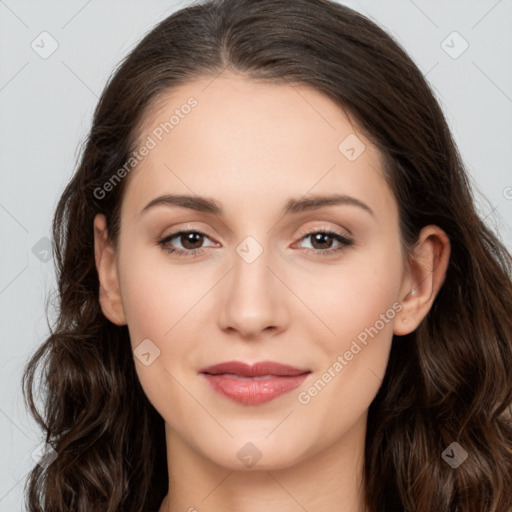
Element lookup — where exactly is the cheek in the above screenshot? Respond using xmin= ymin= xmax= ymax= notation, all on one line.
xmin=297 ymin=243 xmax=403 ymax=404
xmin=118 ymin=241 xmax=208 ymax=344
xmin=117 ymin=242 xmax=213 ymax=402
xmin=118 ymin=251 xmax=200 ymax=417
xmin=301 ymin=244 xmax=403 ymax=347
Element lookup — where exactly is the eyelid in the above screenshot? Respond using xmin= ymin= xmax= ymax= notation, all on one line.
xmin=158 ymin=223 xmax=354 ymax=260
xmin=158 ymin=228 xmax=218 ymax=248
xmin=158 ymin=224 xmax=351 ymax=245
xmin=295 ymin=224 xmax=352 ymax=241
xmin=158 ymin=222 xmax=216 ymax=241
xmin=291 ymin=226 xmax=354 ymax=254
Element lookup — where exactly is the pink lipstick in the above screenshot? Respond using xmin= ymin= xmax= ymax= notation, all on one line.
xmin=199 ymin=360 xmax=311 ymax=405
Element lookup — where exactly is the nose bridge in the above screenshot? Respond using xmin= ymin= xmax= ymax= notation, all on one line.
xmin=217 ymin=233 xmax=288 ymax=336
xmin=231 ymin=233 xmax=278 ymax=308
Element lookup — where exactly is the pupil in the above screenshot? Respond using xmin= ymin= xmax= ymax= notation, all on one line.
xmin=313 ymin=233 xmax=331 ymax=249
xmin=183 ymin=232 xmax=203 ymax=249
xmin=179 ymin=232 xmax=334 ymax=251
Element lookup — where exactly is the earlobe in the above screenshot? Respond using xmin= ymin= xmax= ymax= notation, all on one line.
xmin=393 ymin=225 xmax=450 ymax=336
xmin=93 ymin=214 xmax=127 ymax=326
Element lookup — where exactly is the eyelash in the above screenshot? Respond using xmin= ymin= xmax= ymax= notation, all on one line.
xmin=158 ymin=228 xmax=354 ymax=259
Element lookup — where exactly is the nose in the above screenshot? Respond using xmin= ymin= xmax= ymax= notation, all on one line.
xmin=217 ymin=245 xmax=290 ymax=340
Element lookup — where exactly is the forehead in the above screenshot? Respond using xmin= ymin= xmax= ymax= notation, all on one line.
xmin=121 ymin=73 xmax=396 ymax=225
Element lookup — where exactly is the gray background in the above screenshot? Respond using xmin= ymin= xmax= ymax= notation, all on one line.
xmin=1 ymin=0 xmax=511 ymax=509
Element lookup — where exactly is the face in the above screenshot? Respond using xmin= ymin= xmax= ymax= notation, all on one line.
xmin=97 ymin=73 xmax=413 ymax=471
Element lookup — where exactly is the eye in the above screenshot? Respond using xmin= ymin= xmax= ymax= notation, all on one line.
xmin=294 ymin=228 xmax=354 ymax=257
xmin=158 ymin=228 xmax=354 ymax=258
xmin=158 ymin=230 xmax=218 ymax=258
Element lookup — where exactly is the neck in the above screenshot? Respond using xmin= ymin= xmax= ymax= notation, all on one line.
xmin=159 ymin=413 xmax=368 ymax=512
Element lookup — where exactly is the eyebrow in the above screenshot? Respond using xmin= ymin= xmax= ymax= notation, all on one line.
xmin=140 ymin=193 xmax=375 ymax=218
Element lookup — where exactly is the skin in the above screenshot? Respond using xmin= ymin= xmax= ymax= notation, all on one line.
xmin=94 ymin=72 xmax=450 ymax=512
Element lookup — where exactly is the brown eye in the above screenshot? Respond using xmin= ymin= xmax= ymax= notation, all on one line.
xmin=296 ymin=229 xmax=354 ymax=257
xmin=179 ymin=232 xmax=205 ymax=250
xmin=309 ymin=232 xmax=336 ymax=250
xmin=158 ymin=230 xmax=217 ymax=257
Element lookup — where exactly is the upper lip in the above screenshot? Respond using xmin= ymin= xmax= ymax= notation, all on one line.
xmin=199 ymin=360 xmax=311 ymax=377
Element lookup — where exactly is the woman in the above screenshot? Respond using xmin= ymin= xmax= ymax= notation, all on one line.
xmin=22 ymin=0 xmax=512 ymax=510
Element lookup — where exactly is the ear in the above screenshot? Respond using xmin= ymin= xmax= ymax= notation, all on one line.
xmin=93 ymin=214 xmax=127 ymax=326
xmin=393 ymin=225 xmax=451 ymax=335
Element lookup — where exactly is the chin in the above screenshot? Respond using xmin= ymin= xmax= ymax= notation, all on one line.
xmin=200 ymin=436 xmax=312 ymax=472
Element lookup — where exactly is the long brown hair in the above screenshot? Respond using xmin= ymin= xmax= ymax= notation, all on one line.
xmin=22 ymin=0 xmax=512 ymax=510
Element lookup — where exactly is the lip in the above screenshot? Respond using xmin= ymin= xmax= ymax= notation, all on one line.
xmin=199 ymin=360 xmax=310 ymax=377
xmin=199 ymin=360 xmax=311 ymax=405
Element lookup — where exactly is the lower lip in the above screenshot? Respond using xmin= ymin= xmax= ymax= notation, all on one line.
xmin=201 ymin=373 xmax=309 ymax=405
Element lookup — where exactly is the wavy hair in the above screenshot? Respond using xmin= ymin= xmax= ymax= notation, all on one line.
xmin=22 ymin=0 xmax=512 ymax=510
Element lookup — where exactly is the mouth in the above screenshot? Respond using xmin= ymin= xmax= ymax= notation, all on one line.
xmin=199 ymin=360 xmax=311 ymax=405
